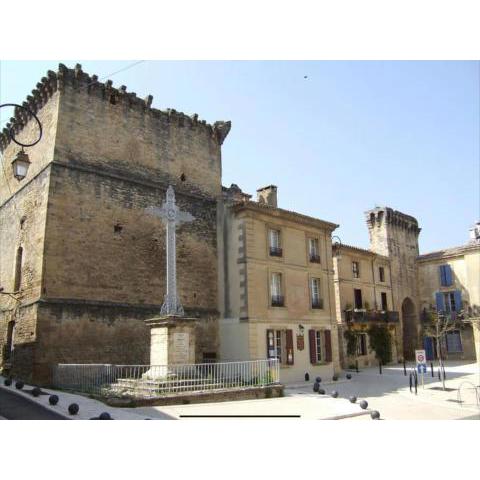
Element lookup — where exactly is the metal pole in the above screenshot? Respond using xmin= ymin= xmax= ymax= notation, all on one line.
xmin=379 ymin=360 xmax=382 ymax=374
xmin=430 ymin=362 xmax=434 ymax=377
xmin=355 ymin=359 xmax=359 ymax=373
xmin=414 ymin=371 xmax=418 ymax=395
xmin=403 ymin=359 xmax=407 ymax=376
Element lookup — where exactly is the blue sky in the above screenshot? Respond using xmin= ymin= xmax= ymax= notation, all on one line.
xmin=1 ymin=60 xmax=478 ymax=253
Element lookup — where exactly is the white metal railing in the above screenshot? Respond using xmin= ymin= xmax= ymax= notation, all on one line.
xmin=52 ymin=359 xmax=280 ymax=398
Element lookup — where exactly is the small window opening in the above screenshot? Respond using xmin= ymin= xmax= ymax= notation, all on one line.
xmin=114 ymin=223 xmax=123 ymax=234
xmin=20 ymin=216 xmax=26 ymax=229
xmin=14 ymin=246 xmax=23 ymax=292
xmin=180 ymin=173 xmax=186 ymax=182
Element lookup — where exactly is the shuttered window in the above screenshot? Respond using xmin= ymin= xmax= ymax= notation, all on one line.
xmin=266 ymin=329 xmax=294 ymax=365
xmin=308 ymin=329 xmax=332 ymax=364
xmin=352 ymin=261 xmax=360 ymax=278
xmin=439 ymin=265 xmax=453 ymax=287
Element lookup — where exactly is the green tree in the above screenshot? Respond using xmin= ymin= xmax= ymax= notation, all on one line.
xmin=367 ymin=324 xmax=392 ymax=365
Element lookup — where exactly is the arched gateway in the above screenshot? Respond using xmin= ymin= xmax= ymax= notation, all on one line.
xmin=401 ymin=297 xmax=418 ymax=360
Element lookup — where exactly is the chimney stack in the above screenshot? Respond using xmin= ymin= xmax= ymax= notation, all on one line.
xmin=469 ymin=221 xmax=480 ymax=244
xmin=256 ymin=185 xmax=278 ymax=208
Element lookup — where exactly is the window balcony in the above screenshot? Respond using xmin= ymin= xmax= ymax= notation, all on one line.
xmin=309 ymin=253 xmax=320 ymax=263
xmin=269 ymin=247 xmax=283 ymax=257
xmin=271 ymin=295 xmax=285 ymax=307
xmin=345 ymin=310 xmax=399 ymax=323
xmin=311 ymin=298 xmax=324 ymax=309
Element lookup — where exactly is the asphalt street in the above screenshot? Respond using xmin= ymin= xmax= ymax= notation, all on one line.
xmin=0 ymin=387 xmax=65 ymax=420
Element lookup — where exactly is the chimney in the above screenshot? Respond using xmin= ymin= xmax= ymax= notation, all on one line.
xmin=469 ymin=221 xmax=480 ymax=244
xmin=256 ymin=185 xmax=277 ymax=208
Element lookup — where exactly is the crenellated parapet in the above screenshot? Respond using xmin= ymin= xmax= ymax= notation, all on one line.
xmin=1 ymin=63 xmax=231 ymax=152
xmin=365 ymin=206 xmax=421 ymax=235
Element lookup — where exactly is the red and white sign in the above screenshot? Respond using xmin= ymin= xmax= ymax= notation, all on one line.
xmin=415 ymin=349 xmax=426 ymax=365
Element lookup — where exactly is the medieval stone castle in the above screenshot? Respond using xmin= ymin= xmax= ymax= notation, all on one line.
xmin=1 ymin=64 xmax=479 ymax=385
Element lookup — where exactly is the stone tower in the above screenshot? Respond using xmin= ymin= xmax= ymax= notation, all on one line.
xmin=0 ymin=64 xmax=231 ymax=383
xmin=365 ymin=207 xmax=421 ymax=359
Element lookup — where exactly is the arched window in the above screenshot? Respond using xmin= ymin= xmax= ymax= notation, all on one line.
xmin=14 ymin=246 xmax=23 ymax=292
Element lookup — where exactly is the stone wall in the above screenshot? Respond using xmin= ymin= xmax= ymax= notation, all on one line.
xmin=0 ymin=64 xmax=230 ymax=383
xmin=366 ymin=207 xmax=421 ymax=359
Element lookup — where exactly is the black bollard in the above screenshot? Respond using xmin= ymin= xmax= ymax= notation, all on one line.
xmin=438 ymin=368 xmax=441 ymax=380
xmin=430 ymin=362 xmax=434 ymax=377
xmin=409 ymin=373 xmax=412 ymax=392
xmin=403 ymin=359 xmax=407 ymax=376
xmin=355 ymin=360 xmax=359 ymax=373
xmin=379 ymin=361 xmax=382 ymax=375
xmin=305 ymin=372 xmax=310 ymax=382
xmin=414 ymin=372 xmax=418 ymax=395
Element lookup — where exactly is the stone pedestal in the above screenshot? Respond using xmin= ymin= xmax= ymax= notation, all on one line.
xmin=144 ymin=315 xmax=197 ymax=379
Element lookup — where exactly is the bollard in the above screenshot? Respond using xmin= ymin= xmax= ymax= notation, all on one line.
xmin=403 ymin=359 xmax=407 ymax=376
xmin=305 ymin=372 xmax=310 ymax=382
xmin=438 ymin=368 xmax=441 ymax=380
xmin=379 ymin=361 xmax=382 ymax=375
xmin=68 ymin=403 xmax=79 ymax=415
xmin=430 ymin=362 xmax=434 ymax=377
xmin=414 ymin=372 xmax=418 ymax=395
xmin=355 ymin=360 xmax=359 ymax=373
xmin=409 ymin=373 xmax=412 ymax=392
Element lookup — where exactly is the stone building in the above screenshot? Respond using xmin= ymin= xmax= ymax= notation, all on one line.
xmin=417 ymin=223 xmax=480 ymax=360
xmin=0 ymin=64 xmax=231 ymax=383
xmin=333 ymin=244 xmax=399 ymax=368
xmin=218 ymin=184 xmax=341 ymax=383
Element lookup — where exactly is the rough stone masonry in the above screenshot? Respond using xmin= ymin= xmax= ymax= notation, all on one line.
xmin=0 ymin=64 xmax=231 ymax=384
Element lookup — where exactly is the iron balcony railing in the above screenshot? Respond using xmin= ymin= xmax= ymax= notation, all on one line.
xmin=311 ymin=298 xmax=324 ymax=309
xmin=345 ymin=310 xmax=400 ymax=323
xmin=269 ymin=246 xmax=283 ymax=257
xmin=309 ymin=253 xmax=321 ymax=263
xmin=52 ymin=359 xmax=280 ymax=398
xmin=271 ymin=295 xmax=285 ymax=307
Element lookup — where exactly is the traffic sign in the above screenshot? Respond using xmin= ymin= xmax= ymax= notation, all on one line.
xmin=417 ymin=364 xmax=427 ymax=374
xmin=415 ymin=350 xmax=426 ymax=365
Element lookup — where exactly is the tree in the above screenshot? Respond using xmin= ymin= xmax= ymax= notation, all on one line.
xmin=367 ymin=324 xmax=392 ymax=365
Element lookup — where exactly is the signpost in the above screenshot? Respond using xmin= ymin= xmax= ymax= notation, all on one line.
xmin=415 ymin=349 xmax=427 ymax=388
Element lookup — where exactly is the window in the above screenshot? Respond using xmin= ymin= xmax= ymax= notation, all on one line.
xmin=266 ymin=329 xmax=294 ymax=365
xmin=269 ymin=229 xmax=282 ymax=257
xmin=443 ymin=292 xmax=456 ymax=313
xmin=356 ymin=333 xmax=368 ymax=356
xmin=309 ymin=329 xmax=332 ymax=364
xmin=439 ymin=264 xmax=453 ymax=287
xmin=315 ymin=331 xmax=323 ymax=362
xmin=354 ymin=288 xmax=363 ymax=309
xmin=381 ymin=292 xmax=388 ymax=311
xmin=310 ymin=278 xmax=323 ymax=309
xmin=5 ymin=321 xmax=15 ymax=361
xmin=14 ymin=246 xmax=23 ymax=292
xmin=379 ymin=266 xmax=385 ymax=282
xmin=309 ymin=238 xmax=320 ymax=263
xmin=270 ymin=272 xmax=284 ymax=306
xmin=446 ymin=330 xmax=462 ymax=353
xmin=352 ymin=261 xmax=360 ymax=278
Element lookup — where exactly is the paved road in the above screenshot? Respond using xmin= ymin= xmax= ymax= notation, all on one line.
xmin=0 ymin=388 xmax=65 ymax=420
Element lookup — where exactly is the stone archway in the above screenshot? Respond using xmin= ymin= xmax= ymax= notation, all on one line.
xmin=401 ymin=297 xmax=418 ymax=360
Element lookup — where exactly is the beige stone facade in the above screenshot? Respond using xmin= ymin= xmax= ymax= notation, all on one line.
xmin=417 ymin=241 xmax=480 ymax=360
xmin=219 ymin=185 xmax=341 ymax=383
xmin=333 ymin=245 xmax=399 ymax=368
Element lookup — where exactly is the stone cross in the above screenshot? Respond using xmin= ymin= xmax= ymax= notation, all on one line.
xmin=146 ymin=185 xmax=195 ymax=316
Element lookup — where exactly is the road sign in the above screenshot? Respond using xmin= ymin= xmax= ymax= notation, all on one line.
xmin=417 ymin=364 xmax=427 ymax=374
xmin=415 ymin=350 xmax=426 ymax=365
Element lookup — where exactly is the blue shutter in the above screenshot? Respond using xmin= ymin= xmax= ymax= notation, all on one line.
xmin=445 ymin=265 xmax=453 ymax=286
xmin=439 ymin=265 xmax=446 ymax=286
xmin=453 ymin=290 xmax=462 ymax=311
xmin=435 ymin=292 xmax=445 ymax=312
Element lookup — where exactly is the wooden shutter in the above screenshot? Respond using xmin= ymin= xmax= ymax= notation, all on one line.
xmin=435 ymin=292 xmax=445 ymax=312
xmin=308 ymin=330 xmax=317 ymax=364
xmin=286 ymin=329 xmax=294 ymax=365
xmin=324 ymin=330 xmax=332 ymax=362
xmin=266 ymin=329 xmax=275 ymax=359
xmin=445 ymin=265 xmax=453 ymax=286
xmin=453 ymin=290 xmax=462 ymax=311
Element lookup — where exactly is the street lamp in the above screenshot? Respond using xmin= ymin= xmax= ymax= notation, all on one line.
xmin=0 ymin=103 xmax=43 ymax=181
